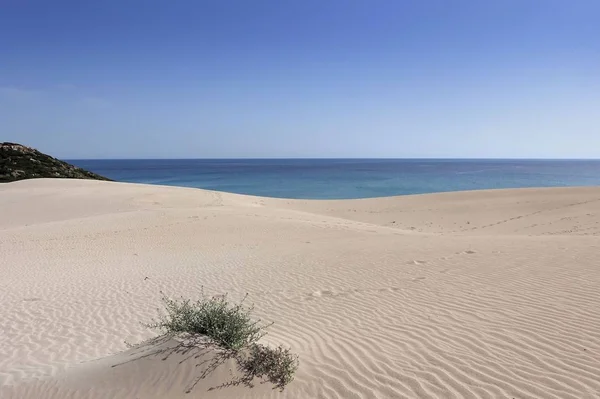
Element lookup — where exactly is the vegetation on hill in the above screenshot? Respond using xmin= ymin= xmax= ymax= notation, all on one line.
xmin=0 ymin=142 xmax=111 ymax=182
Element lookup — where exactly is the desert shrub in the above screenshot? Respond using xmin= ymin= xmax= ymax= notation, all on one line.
xmin=146 ymin=291 xmax=270 ymax=351
xmin=243 ymin=343 xmax=299 ymax=390
xmin=145 ymin=290 xmax=298 ymax=390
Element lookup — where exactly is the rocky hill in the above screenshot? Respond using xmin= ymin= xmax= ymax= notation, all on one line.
xmin=0 ymin=142 xmax=111 ymax=183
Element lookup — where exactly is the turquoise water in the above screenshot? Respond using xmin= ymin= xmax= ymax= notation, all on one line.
xmin=70 ymin=159 xmax=600 ymax=200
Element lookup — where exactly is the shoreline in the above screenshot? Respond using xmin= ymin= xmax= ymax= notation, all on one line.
xmin=67 ymin=158 xmax=600 ymax=200
xmin=4 ymin=176 xmax=600 ymax=201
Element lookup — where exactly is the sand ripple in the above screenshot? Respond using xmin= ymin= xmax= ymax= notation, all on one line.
xmin=1 ymin=180 xmax=599 ymax=398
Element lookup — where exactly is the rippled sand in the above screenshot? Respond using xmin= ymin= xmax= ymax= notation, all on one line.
xmin=1 ymin=179 xmax=599 ymax=398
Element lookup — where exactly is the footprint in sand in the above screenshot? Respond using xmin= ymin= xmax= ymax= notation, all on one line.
xmin=378 ymin=287 xmax=401 ymax=293
xmin=310 ymin=290 xmax=335 ymax=298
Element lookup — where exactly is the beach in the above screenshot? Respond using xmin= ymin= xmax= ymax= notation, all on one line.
xmin=1 ymin=178 xmax=599 ymax=398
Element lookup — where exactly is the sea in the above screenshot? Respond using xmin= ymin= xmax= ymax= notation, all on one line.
xmin=69 ymin=159 xmax=600 ymax=200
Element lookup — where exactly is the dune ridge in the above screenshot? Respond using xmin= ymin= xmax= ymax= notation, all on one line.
xmin=1 ymin=179 xmax=599 ymax=398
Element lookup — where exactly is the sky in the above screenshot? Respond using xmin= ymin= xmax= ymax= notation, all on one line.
xmin=1 ymin=0 xmax=599 ymax=159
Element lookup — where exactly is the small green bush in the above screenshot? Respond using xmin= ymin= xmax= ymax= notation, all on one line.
xmin=146 ymin=292 xmax=269 ymax=351
xmin=242 ymin=343 xmax=299 ymax=390
xmin=145 ymin=290 xmax=298 ymax=390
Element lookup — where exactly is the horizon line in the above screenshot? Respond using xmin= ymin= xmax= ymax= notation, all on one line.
xmin=66 ymin=157 xmax=600 ymax=161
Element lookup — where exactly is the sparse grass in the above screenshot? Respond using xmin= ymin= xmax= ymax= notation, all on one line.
xmin=145 ymin=290 xmax=299 ymax=390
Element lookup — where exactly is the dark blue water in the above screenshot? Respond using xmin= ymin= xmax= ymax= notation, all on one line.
xmin=69 ymin=159 xmax=600 ymax=199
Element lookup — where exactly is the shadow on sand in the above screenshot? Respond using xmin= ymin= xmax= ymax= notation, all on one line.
xmin=112 ymin=334 xmax=274 ymax=394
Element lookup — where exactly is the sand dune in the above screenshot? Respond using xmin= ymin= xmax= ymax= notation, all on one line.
xmin=1 ymin=179 xmax=599 ymax=398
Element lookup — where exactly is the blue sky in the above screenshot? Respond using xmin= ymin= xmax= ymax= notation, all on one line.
xmin=1 ymin=0 xmax=599 ymax=159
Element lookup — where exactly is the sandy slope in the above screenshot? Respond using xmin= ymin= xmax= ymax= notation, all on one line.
xmin=1 ymin=179 xmax=599 ymax=399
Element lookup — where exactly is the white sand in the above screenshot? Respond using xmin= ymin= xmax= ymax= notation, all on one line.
xmin=1 ymin=179 xmax=599 ymax=398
